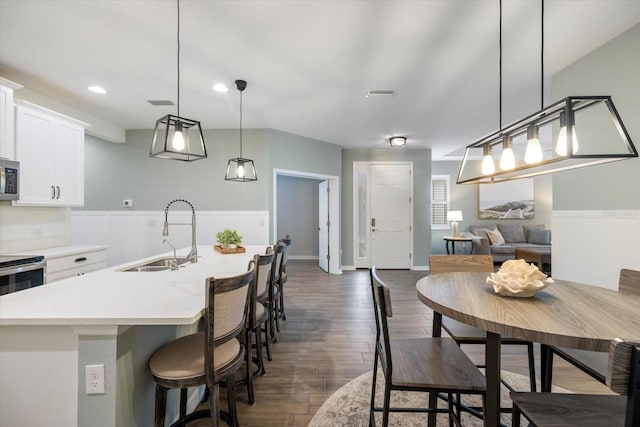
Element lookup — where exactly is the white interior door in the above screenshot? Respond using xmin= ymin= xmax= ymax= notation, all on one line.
xmin=370 ymin=164 xmax=412 ymax=269
xmin=318 ymin=180 xmax=329 ymax=272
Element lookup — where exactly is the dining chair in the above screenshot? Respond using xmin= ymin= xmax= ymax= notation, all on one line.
xmin=511 ymin=338 xmax=640 ymax=427
xmin=238 ymin=250 xmax=274 ymax=404
xmin=148 ymin=265 xmax=255 ymax=427
xmin=429 ymin=255 xmax=537 ymax=392
xmin=276 ymin=234 xmax=291 ymax=323
xmin=543 ymin=268 xmax=640 ymax=388
xmin=269 ymin=241 xmax=285 ymax=340
xmin=369 ymin=266 xmax=486 ymax=426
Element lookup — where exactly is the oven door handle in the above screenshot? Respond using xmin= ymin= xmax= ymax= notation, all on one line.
xmin=0 ymin=261 xmax=46 ymax=277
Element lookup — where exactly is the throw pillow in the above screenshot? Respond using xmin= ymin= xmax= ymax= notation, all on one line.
xmin=497 ymin=223 xmax=526 ymax=243
xmin=486 ymin=228 xmax=506 ymax=246
xmin=528 ymin=229 xmax=551 ymax=245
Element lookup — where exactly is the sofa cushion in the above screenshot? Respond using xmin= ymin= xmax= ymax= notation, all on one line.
xmin=528 ymin=229 xmax=551 ymax=245
xmin=497 ymin=223 xmax=526 ymax=243
xmin=469 ymin=224 xmax=497 ymax=237
xmin=524 ymin=224 xmax=546 ymax=235
xmin=490 ymin=244 xmax=516 ymax=255
xmin=486 ymin=228 xmax=506 ymax=246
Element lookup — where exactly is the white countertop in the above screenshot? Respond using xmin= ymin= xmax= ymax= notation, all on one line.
xmin=0 ymin=245 xmax=261 ymax=326
xmin=8 ymin=245 xmax=108 ymax=259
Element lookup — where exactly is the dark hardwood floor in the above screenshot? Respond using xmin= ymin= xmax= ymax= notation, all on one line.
xmin=211 ymin=260 xmax=609 ymax=426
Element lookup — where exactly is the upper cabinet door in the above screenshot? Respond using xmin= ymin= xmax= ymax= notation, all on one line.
xmin=15 ymin=104 xmax=85 ymax=207
xmin=52 ymin=121 xmax=84 ymax=206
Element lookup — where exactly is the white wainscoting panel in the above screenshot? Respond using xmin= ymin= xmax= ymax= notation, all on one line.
xmin=71 ymin=211 xmax=269 ymax=267
xmin=552 ymin=210 xmax=640 ymax=290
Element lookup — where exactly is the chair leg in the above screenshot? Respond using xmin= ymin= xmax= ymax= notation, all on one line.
xmin=254 ymin=324 xmax=265 ymax=376
xmin=264 ymin=318 xmax=273 ymax=361
xmin=279 ymin=287 xmax=286 ymax=321
xmin=512 ymin=401 xmax=521 ymax=427
xmin=541 ymin=344 xmax=553 ymax=392
xmin=447 ymin=392 xmax=454 ymax=427
xmin=369 ymin=350 xmax=379 ymax=427
xmin=154 ymin=384 xmax=168 ymax=427
xmin=274 ymin=295 xmax=281 ymax=333
xmin=178 ymin=387 xmax=188 ymax=421
xmin=226 ymin=373 xmax=239 ymax=427
xmin=245 ymin=330 xmax=255 ymax=404
xmin=428 ymin=391 xmax=437 ymax=427
xmin=269 ymin=299 xmax=278 ymax=342
xmin=382 ymin=384 xmax=391 ymax=427
xmin=208 ymin=384 xmax=219 ymax=427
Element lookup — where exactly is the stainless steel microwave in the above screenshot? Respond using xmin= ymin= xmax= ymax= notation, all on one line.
xmin=0 ymin=159 xmax=19 ymax=201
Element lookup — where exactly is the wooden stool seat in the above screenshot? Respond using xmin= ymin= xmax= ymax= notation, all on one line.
xmin=150 ymin=334 xmax=241 ymax=383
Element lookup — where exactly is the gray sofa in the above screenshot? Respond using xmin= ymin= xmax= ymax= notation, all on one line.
xmin=464 ymin=223 xmax=551 ymax=263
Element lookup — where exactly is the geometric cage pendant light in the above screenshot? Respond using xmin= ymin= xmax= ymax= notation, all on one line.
xmin=225 ymin=79 xmax=257 ymax=182
xmin=456 ymin=0 xmax=637 ymax=185
xmin=150 ymin=0 xmax=207 ymax=162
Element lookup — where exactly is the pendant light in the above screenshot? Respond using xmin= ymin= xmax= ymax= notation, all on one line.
xmin=150 ymin=0 xmax=207 ymax=162
xmin=456 ymin=0 xmax=636 ymax=185
xmin=225 ymin=80 xmax=257 ymax=182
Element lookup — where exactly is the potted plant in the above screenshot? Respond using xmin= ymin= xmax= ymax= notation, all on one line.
xmin=216 ymin=229 xmax=243 ymax=249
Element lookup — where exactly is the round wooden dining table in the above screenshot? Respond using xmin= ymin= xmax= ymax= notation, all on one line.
xmin=416 ymin=272 xmax=640 ymax=427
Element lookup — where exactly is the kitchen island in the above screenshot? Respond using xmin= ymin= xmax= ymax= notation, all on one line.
xmin=0 ymin=245 xmax=262 ymax=427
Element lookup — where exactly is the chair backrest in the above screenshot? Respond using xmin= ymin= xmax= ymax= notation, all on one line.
xmin=429 ymin=255 xmax=494 ymax=275
xmin=370 ymin=266 xmax=394 ymax=378
xmin=272 ymin=241 xmax=285 ymax=284
xmin=619 ymin=269 xmax=640 ymax=296
xmin=606 ymin=339 xmax=640 ymax=397
xmin=204 ymin=265 xmax=255 ymax=379
xmin=255 ymin=248 xmax=275 ymax=300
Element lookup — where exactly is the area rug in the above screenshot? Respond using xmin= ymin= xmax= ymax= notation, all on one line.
xmin=309 ymin=370 xmax=570 ymax=426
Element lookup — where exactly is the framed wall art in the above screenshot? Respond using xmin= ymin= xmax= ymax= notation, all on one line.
xmin=478 ymin=178 xmax=534 ymax=219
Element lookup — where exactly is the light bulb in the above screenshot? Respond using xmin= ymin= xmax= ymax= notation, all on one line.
xmin=525 ymin=125 xmax=543 ymax=164
xmin=237 ymin=164 xmax=245 ymax=178
xmin=555 ymin=126 xmax=579 ymax=156
xmin=555 ymin=112 xmax=579 ymax=156
xmin=171 ymin=123 xmax=185 ymax=151
xmin=481 ymin=145 xmax=495 ymax=175
xmin=499 ymin=136 xmax=515 ymax=170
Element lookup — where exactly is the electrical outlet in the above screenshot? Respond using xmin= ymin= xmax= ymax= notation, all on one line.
xmin=85 ymin=364 xmax=105 ymax=394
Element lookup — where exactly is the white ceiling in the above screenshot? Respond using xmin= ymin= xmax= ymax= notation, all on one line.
xmin=1 ymin=0 xmax=639 ymax=159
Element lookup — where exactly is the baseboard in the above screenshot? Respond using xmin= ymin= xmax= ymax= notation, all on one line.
xmin=341 ymin=265 xmax=356 ymax=271
xmin=288 ymin=255 xmax=318 ymax=260
xmin=412 ymin=266 xmax=429 ymax=271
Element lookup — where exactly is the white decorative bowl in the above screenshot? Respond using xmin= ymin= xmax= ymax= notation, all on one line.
xmin=487 ymin=259 xmax=554 ymax=298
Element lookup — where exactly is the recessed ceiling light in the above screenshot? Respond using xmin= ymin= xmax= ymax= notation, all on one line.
xmin=212 ymin=83 xmax=229 ymax=93
xmin=88 ymin=85 xmax=107 ymax=94
xmin=366 ymin=90 xmax=394 ymax=98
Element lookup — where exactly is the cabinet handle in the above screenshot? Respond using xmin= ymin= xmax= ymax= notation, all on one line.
xmin=51 ymin=185 xmax=55 ymax=199
xmin=74 ymin=257 xmax=88 ymax=263
xmin=56 ymin=186 xmax=61 ymax=199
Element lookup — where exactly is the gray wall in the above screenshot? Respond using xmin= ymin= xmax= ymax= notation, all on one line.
xmin=341 ymin=148 xmax=431 ymax=267
xmin=277 ymin=176 xmax=322 ymax=257
xmin=552 ymin=23 xmax=640 ymax=210
xmin=82 ymin=129 xmax=269 ymax=211
xmin=431 ymin=161 xmax=552 ymax=255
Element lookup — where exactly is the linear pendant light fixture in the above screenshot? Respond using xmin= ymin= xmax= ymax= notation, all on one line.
xmin=225 ymin=80 xmax=257 ymax=182
xmin=150 ymin=0 xmax=207 ymax=162
xmin=457 ymin=0 xmax=637 ymax=185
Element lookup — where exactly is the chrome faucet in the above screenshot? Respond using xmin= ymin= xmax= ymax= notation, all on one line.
xmin=162 ymin=239 xmax=179 ymax=270
xmin=162 ymin=199 xmax=198 ymax=263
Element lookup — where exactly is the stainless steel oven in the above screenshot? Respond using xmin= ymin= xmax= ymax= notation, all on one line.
xmin=0 ymin=255 xmax=45 ymax=295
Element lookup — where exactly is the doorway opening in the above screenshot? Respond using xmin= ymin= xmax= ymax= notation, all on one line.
xmin=273 ymin=169 xmax=341 ymax=274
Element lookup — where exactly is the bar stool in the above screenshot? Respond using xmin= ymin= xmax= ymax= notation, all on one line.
xmin=148 ymin=265 xmax=255 ymax=427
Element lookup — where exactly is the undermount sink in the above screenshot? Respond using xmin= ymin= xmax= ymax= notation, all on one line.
xmin=121 ymin=257 xmax=191 ymax=272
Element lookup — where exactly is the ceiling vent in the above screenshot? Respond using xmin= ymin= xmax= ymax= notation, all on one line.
xmin=366 ymin=90 xmax=394 ymax=98
xmin=147 ymin=100 xmax=175 ymax=106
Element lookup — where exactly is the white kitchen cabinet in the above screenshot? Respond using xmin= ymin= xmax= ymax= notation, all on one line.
xmin=15 ymin=103 xmax=85 ymax=206
xmin=43 ymin=246 xmax=108 ymax=283
xmin=0 ymin=78 xmax=23 ymax=160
